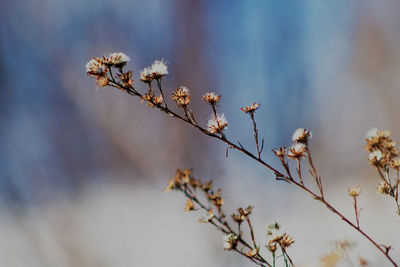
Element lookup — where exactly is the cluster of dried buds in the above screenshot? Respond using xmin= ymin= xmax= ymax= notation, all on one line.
xmin=164 ymin=169 xmax=224 ymax=217
xmin=85 ymin=52 xmax=131 ymax=87
xmin=165 ymin=169 xmax=294 ymax=267
xmin=365 ymin=128 xmax=400 ymax=214
xmin=266 ymin=222 xmax=295 ymax=264
xmin=271 ymin=128 xmax=321 ymax=193
xmin=288 ymin=128 xmax=312 ymax=158
xmin=272 ymin=128 xmax=312 ymax=161
xmin=365 ymin=128 xmax=399 ymax=169
xmin=86 ymin=52 xmax=233 ymax=138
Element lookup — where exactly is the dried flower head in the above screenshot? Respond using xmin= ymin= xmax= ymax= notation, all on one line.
xmin=223 ymin=233 xmax=238 ymax=251
xmin=240 ymin=103 xmax=260 ymax=114
xmin=238 ymin=205 xmax=253 ymax=217
xmin=202 ymin=92 xmax=221 ymax=105
xmin=95 ymin=75 xmax=109 ymax=88
xmin=366 ymin=128 xmax=379 ymax=140
xmin=86 ymin=58 xmax=108 ymax=76
xmin=199 ymin=209 xmax=215 ymax=223
xmin=117 ymin=71 xmax=134 ymax=88
xmin=280 ymin=233 xmax=295 ymax=249
xmin=292 ymin=128 xmax=312 ymax=143
xmin=140 ymin=67 xmax=154 ymax=83
xmin=140 ymin=90 xmax=163 ymax=107
xmin=377 ymin=181 xmax=391 ymax=195
xmin=287 ymin=143 xmax=306 ymax=159
xmin=189 ymin=177 xmax=200 ymax=189
xmin=207 ymin=113 xmax=228 ymax=134
xmin=201 ymin=180 xmax=212 ymax=192
xmin=140 ymin=91 xmax=155 ymax=106
xmin=150 ymin=59 xmax=168 ymax=79
xmin=391 ymin=158 xmax=400 ymax=170
xmin=365 ymin=128 xmax=399 ymax=169
xmin=266 ymin=243 xmax=277 ymax=253
xmin=153 ymin=95 xmax=164 ymax=106
xmin=164 ymin=178 xmax=176 ymax=192
xmin=232 ymin=212 xmax=245 ymax=223
xmin=365 ymin=128 xmax=393 ymax=151
xmin=172 ymin=169 xmax=186 ymax=186
xmin=246 ymin=247 xmax=259 ymax=257
xmin=208 ymin=189 xmax=224 ymax=208
xmin=273 ymin=147 xmax=286 ymax=159
xmin=140 ymin=59 xmax=168 ymax=83
xmin=184 ymin=199 xmax=195 ymax=212
xmin=103 ymin=52 xmax=130 ymax=67
xmin=368 ymin=150 xmax=384 ymax=167
xmin=171 ymin=86 xmax=191 ymax=106
xmin=348 ymin=185 xmax=362 ymax=198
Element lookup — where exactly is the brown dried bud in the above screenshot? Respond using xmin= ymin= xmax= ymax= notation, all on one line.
xmin=240 ymin=103 xmax=260 ymax=114
xmin=202 ymin=92 xmax=221 ymax=105
xmin=184 ymin=199 xmax=195 ymax=212
xmin=280 ymin=233 xmax=295 ymax=249
xmin=348 ymin=185 xmax=362 ymax=198
xmin=171 ymin=86 xmax=191 ymax=106
xmin=287 ymin=143 xmax=306 ymax=159
xmin=223 ymin=234 xmax=238 ymax=251
xmin=273 ymin=147 xmax=286 ymax=159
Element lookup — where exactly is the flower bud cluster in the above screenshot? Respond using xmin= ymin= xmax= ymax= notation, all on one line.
xmin=365 ymin=128 xmax=399 ymax=168
xmin=266 ymin=222 xmax=295 ymax=253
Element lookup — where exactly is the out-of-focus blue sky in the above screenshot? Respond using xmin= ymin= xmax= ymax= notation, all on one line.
xmin=1 ymin=1 xmax=400 ymax=266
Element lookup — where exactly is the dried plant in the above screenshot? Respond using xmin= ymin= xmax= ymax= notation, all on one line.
xmin=365 ymin=128 xmax=400 ymax=215
xmin=86 ymin=53 xmax=399 ymax=266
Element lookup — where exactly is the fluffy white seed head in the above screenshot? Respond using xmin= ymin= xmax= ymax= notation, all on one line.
xmin=150 ymin=59 xmax=168 ymax=78
xmin=292 ymin=128 xmax=312 ymax=143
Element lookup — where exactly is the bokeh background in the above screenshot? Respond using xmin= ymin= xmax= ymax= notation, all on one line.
xmin=1 ymin=0 xmax=400 ymax=266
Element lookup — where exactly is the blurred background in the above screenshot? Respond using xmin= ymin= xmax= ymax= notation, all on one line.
xmin=1 ymin=0 xmax=400 ymax=266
